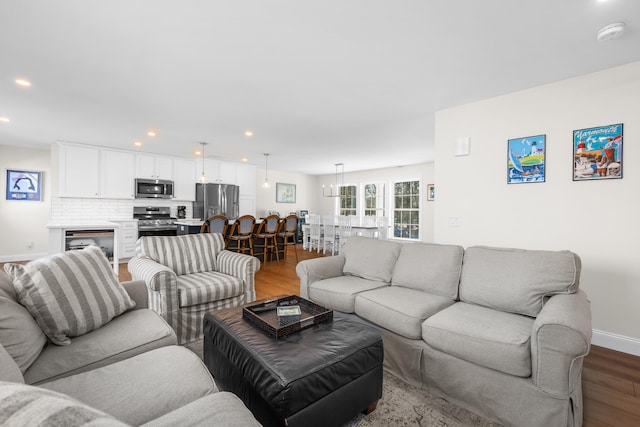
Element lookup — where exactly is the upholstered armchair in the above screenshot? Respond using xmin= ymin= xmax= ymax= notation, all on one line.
xmin=128 ymin=233 xmax=260 ymax=344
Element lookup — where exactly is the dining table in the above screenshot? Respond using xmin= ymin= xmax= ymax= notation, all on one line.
xmin=300 ymin=221 xmax=379 ymax=251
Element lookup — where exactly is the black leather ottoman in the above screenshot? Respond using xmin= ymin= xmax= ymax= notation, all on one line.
xmin=203 ymin=306 xmax=383 ymax=427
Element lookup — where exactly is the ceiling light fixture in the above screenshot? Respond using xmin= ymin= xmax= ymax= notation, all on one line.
xmin=147 ymin=130 xmax=156 ymax=137
xmin=0 ymin=117 xmax=10 ymax=123
xmin=262 ymin=153 xmax=271 ymax=189
xmin=322 ymin=163 xmax=344 ymax=197
xmin=134 ymin=141 xmax=143 ymax=147
xmin=199 ymin=142 xmax=208 ymax=183
xmin=15 ymin=79 xmax=31 ymax=87
xmin=245 ymin=130 xmax=253 ymax=137
xmin=597 ymin=22 xmax=625 ymax=42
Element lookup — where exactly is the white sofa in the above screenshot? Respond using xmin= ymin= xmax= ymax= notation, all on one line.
xmin=297 ymin=236 xmax=592 ymax=427
xmin=1 ymin=248 xmax=260 ymax=426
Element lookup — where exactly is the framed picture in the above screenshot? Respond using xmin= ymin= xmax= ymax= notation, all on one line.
xmin=573 ymin=123 xmax=623 ymax=181
xmin=507 ymin=134 xmax=546 ymax=184
xmin=276 ymin=183 xmax=296 ymax=203
xmin=426 ymin=184 xmax=435 ymax=201
xmin=6 ymin=169 xmax=43 ymax=201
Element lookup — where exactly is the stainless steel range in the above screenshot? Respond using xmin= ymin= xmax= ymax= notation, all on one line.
xmin=134 ymin=206 xmax=177 ymax=237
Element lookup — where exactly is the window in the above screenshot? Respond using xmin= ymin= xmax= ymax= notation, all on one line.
xmin=364 ymin=183 xmax=385 ymax=217
xmin=339 ymin=185 xmax=357 ymax=216
xmin=393 ymin=181 xmax=420 ymax=239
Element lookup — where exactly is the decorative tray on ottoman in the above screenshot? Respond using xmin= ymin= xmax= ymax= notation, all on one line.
xmin=242 ymin=295 xmax=333 ymax=338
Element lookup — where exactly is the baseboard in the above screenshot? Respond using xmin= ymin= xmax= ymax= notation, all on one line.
xmin=592 ymin=329 xmax=640 ymax=356
xmin=0 ymin=252 xmax=47 ymax=263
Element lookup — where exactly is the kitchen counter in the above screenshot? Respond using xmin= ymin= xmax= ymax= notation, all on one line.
xmin=47 ymin=220 xmax=124 ymax=229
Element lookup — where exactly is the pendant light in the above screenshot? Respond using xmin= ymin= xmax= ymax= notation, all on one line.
xmin=262 ymin=153 xmax=271 ymax=189
xmin=322 ymin=163 xmax=344 ymax=197
xmin=199 ymin=142 xmax=208 ymax=183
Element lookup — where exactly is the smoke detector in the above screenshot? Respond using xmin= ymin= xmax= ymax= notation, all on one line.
xmin=597 ymin=22 xmax=625 ymax=42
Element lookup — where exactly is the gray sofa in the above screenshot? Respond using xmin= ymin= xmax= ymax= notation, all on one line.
xmin=129 ymin=233 xmax=260 ymax=344
xmin=297 ymin=236 xmax=592 ymax=427
xmin=0 ymin=261 xmax=260 ymax=426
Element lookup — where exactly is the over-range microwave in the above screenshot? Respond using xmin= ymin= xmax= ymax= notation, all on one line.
xmin=135 ymin=178 xmax=174 ymax=199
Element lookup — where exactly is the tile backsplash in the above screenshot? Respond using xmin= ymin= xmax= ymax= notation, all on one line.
xmin=51 ymin=198 xmax=193 ymax=222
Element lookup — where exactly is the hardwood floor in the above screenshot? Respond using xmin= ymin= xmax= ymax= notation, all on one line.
xmin=7 ymin=246 xmax=640 ymax=426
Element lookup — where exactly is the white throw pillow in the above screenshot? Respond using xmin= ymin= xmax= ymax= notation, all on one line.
xmin=0 ymin=381 xmax=129 ymax=426
xmin=4 ymin=246 xmax=135 ymax=346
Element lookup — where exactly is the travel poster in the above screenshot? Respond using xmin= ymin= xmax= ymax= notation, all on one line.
xmin=573 ymin=123 xmax=623 ymax=181
xmin=507 ymin=135 xmax=546 ymax=184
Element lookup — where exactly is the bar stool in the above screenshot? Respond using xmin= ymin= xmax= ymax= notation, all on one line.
xmin=228 ymin=215 xmax=256 ymax=256
xmin=200 ymin=215 xmax=229 ymax=245
xmin=254 ymin=214 xmax=280 ymax=262
xmin=278 ymin=214 xmax=299 ymax=262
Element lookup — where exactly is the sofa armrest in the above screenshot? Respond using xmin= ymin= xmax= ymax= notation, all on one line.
xmin=531 ymin=290 xmax=592 ymax=396
xmin=217 ymin=250 xmax=261 ymax=303
xmin=296 ymin=255 xmax=346 ymax=299
xmin=120 ymin=280 xmax=149 ymax=310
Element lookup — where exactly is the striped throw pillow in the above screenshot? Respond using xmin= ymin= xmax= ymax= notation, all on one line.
xmin=4 ymin=246 xmax=135 ymax=346
xmin=0 ymin=381 xmax=129 ymax=426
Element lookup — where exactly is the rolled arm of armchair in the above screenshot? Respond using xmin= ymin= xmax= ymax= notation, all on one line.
xmin=531 ymin=290 xmax=592 ymax=396
xmin=217 ymin=250 xmax=261 ymax=303
xmin=296 ymin=255 xmax=346 ymax=299
xmin=127 ymin=257 xmax=180 ymax=327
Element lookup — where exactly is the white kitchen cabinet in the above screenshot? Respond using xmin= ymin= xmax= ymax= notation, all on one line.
xmin=48 ymin=223 xmax=119 ymax=275
xmin=110 ymin=220 xmax=138 ymax=260
xmin=235 ymin=163 xmax=256 ymax=196
xmin=173 ymin=158 xmax=196 ymax=201
xmin=58 ymin=143 xmax=101 ymax=198
xmin=135 ymin=154 xmax=174 ymax=180
xmin=101 ymin=149 xmax=135 ymax=199
xmin=219 ymin=161 xmax=237 ymax=184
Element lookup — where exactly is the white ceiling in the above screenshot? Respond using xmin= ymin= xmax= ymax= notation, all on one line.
xmin=1 ymin=0 xmax=639 ymax=175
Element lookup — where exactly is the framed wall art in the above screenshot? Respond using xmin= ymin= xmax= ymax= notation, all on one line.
xmin=426 ymin=184 xmax=435 ymax=201
xmin=6 ymin=169 xmax=43 ymax=201
xmin=507 ymin=134 xmax=546 ymax=184
xmin=573 ymin=123 xmax=623 ymax=181
xmin=276 ymin=183 xmax=296 ymax=203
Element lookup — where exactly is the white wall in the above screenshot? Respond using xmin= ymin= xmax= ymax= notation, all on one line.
xmin=255 ymin=168 xmax=319 ymax=218
xmin=316 ymin=163 xmax=435 ymax=242
xmin=434 ymin=61 xmax=640 ymax=352
xmin=0 ymin=145 xmax=51 ymax=261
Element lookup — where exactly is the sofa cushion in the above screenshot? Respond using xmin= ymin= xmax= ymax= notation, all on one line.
xmin=422 ymin=302 xmax=534 ymax=377
xmin=391 ymin=243 xmax=464 ymax=300
xmin=4 ymin=246 xmax=136 ymax=346
xmin=459 ymin=246 xmax=581 ymax=317
xmin=42 ymin=346 xmax=216 ymax=426
xmin=341 ymin=236 xmax=402 ymax=283
xmin=0 ymin=381 xmax=128 ymax=426
xmin=135 ymin=234 xmax=224 ymax=276
xmin=355 ymin=287 xmax=455 ymax=339
xmin=0 ymin=270 xmax=17 ymax=300
xmin=0 ymin=344 xmax=24 ymax=383
xmin=25 ymin=309 xmax=176 ymax=385
xmin=0 ymin=296 xmax=47 ymax=373
xmin=308 ymin=276 xmax=389 ymax=313
xmin=176 ymin=271 xmax=244 ymax=308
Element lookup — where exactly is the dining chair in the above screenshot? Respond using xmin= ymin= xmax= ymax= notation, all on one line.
xmin=308 ymin=214 xmax=322 ymax=253
xmin=227 ymin=215 xmax=256 ymax=256
xmin=254 ymin=214 xmax=281 ymax=262
xmin=338 ymin=215 xmax=352 ymax=250
xmin=200 ymin=215 xmax=229 ymax=244
xmin=322 ymin=215 xmax=338 ymax=255
xmin=278 ymin=214 xmax=299 ymax=262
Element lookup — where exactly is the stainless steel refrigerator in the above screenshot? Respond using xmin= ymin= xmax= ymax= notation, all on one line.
xmin=193 ymin=183 xmax=240 ymax=220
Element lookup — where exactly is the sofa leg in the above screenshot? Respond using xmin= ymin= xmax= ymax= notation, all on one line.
xmin=364 ymin=401 xmax=378 ymax=414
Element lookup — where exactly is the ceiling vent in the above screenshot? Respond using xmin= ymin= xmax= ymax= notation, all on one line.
xmin=597 ymin=23 xmax=625 ymax=42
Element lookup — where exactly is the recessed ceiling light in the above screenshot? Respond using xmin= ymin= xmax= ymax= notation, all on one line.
xmin=147 ymin=130 xmax=156 ymax=137
xmin=195 ymin=150 xmax=201 ymax=156
xmin=134 ymin=141 xmax=143 ymax=147
xmin=597 ymin=22 xmax=625 ymax=42
xmin=0 ymin=117 xmax=10 ymax=123
xmin=245 ymin=130 xmax=253 ymax=137
xmin=242 ymin=157 xmax=248 ymax=162
xmin=15 ymin=79 xmax=31 ymax=87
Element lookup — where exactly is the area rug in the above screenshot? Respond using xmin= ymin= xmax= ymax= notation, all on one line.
xmin=185 ymin=339 xmax=500 ymax=426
